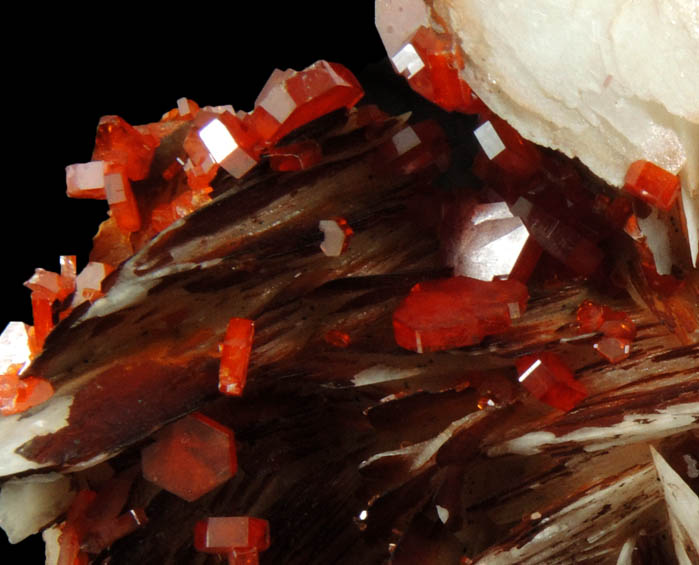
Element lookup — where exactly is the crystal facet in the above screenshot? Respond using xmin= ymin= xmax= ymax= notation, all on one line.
xmin=141 ymin=413 xmax=237 ymax=501
xmin=219 ymin=318 xmax=254 ymax=397
xmin=515 ymin=352 xmax=587 ymax=411
xmin=624 ymin=160 xmax=681 ymax=211
xmin=393 ymin=277 xmax=528 ymax=352
xmin=193 ymin=516 xmax=270 ymax=554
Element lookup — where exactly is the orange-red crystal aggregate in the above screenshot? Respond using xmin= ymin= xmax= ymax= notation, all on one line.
xmin=194 ymin=516 xmax=270 ymax=554
xmin=0 ymin=362 xmax=54 ymax=416
xmin=57 ymin=470 xmax=146 ymax=563
xmin=515 ymin=352 xmax=587 ymax=412
xmin=92 ymin=115 xmax=159 ymax=182
xmin=393 ymin=277 xmax=528 ymax=352
xmin=250 ymin=61 xmax=364 ymax=146
xmin=576 ymin=300 xmax=636 ymax=363
xmin=396 ymin=26 xmax=485 ymax=114
xmin=141 ymin=413 xmax=237 ymax=501
xmin=623 ymin=160 xmax=681 ymax=211
xmin=219 ymin=318 xmax=255 ymax=397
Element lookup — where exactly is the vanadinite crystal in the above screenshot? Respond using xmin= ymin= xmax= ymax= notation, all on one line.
xmin=194 ymin=517 xmax=270 ymax=554
xmin=141 ymin=413 xmax=237 ymax=501
xmin=515 ymin=352 xmax=587 ymax=411
xmin=319 ymin=217 xmax=354 ymax=257
xmin=2 ymin=8 xmax=698 ymax=563
xmin=219 ymin=318 xmax=255 ymax=397
xmin=393 ymin=276 xmax=528 ymax=352
xmin=623 ymin=160 xmax=681 ymax=212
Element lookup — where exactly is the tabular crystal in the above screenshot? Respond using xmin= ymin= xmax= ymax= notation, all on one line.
xmin=65 ymin=161 xmax=106 ymax=199
xmin=219 ymin=318 xmax=254 ymax=397
xmin=141 ymin=413 xmax=237 ymax=501
xmin=92 ymin=115 xmax=159 ymax=181
xmin=624 ymin=160 xmax=681 ymax=211
xmin=319 ymin=218 xmax=354 ymax=257
xmin=515 ymin=352 xmax=587 ymax=412
xmin=442 ymin=200 xmax=541 ymax=282
xmin=194 ymin=516 xmax=270 ymax=554
xmin=393 ymin=277 xmax=528 ymax=352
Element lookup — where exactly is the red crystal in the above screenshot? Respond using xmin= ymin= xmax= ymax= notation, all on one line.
xmin=187 ymin=111 xmax=259 ymax=179
xmin=474 ymin=116 xmax=542 ymax=178
xmin=323 ymin=330 xmax=351 ymax=348
xmin=319 ymin=217 xmax=354 ymax=256
xmin=194 ymin=516 xmax=270 ymax=554
xmin=393 ymin=277 xmax=528 ymax=352
xmin=92 ymin=115 xmax=159 ymax=181
xmin=393 ymin=26 xmax=485 ymax=114
xmin=511 ymin=197 xmax=603 ymax=276
xmin=104 ymin=168 xmax=141 ymax=233
xmin=623 ymin=160 xmax=681 ymax=211
xmin=441 ymin=199 xmax=541 ymax=282
xmin=219 ymin=318 xmax=254 ymax=397
xmin=576 ymin=300 xmax=607 ymax=333
xmin=515 ymin=352 xmax=587 ymax=411
xmin=229 ymin=547 xmax=260 ymax=565
xmin=65 ymin=161 xmax=106 ymax=200
xmin=250 ymin=61 xmax=363 ymax=145
xmin=141 ymin=413 xmax=237 ymax=501
xmin=375 ymin=120 xmax=450 ymax=176
xmin=593 ymin=336 xmax=632 ymax=363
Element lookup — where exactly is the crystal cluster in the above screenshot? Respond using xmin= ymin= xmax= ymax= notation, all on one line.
xmin=0 ymin=4 xmax=697 ymax=564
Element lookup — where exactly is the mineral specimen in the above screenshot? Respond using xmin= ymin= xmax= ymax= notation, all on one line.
xmin=0 ymin=3 xmax=698 ymax=564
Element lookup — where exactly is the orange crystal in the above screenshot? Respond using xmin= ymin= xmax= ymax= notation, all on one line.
xmin=393 ymin=277 xmax=528 ymax=352
xmin=515 ymin=352 xmax=587 ymax=412
xmin=251 ymin=61 xmax=364 ymax=144
xmin=92 ymin=115 xmax=159 ymax=181
xmin=323 ymin=330 xmax=351 ymax=348
xmin=219 ymin=318 xmax=255 ymax=397
xmin=65 ymin=161 xmax=107 ymax=200
xmin=104 ymin=168 xmax=141 ymax=233
xmin=623 ymin=160 xmax=681 ymax=211
xmin=194 ymin=516 xmax=270 ymax=554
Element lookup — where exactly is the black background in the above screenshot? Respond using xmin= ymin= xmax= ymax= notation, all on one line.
xmin=2 ymin=3 xmax=386 ymax=561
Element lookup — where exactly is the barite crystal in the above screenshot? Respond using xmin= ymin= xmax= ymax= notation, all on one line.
xmin=141 ymin=413 xmax=237 ymax=501
xmin=393 ymin=276 xmax=528 ymax=352
xmin=515 ymin=352 xmax=587 ymax=411
xmin=193 ymin=516 xmax=270 ymax=554
xmin=219 ymin=318 xmax=254 ymax=397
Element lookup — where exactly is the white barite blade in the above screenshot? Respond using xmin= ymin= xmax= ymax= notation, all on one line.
xmin=650 ymin=446 xmax=699 ymax=563
xmin=0 ymin=473 xmax=73 ymax=543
